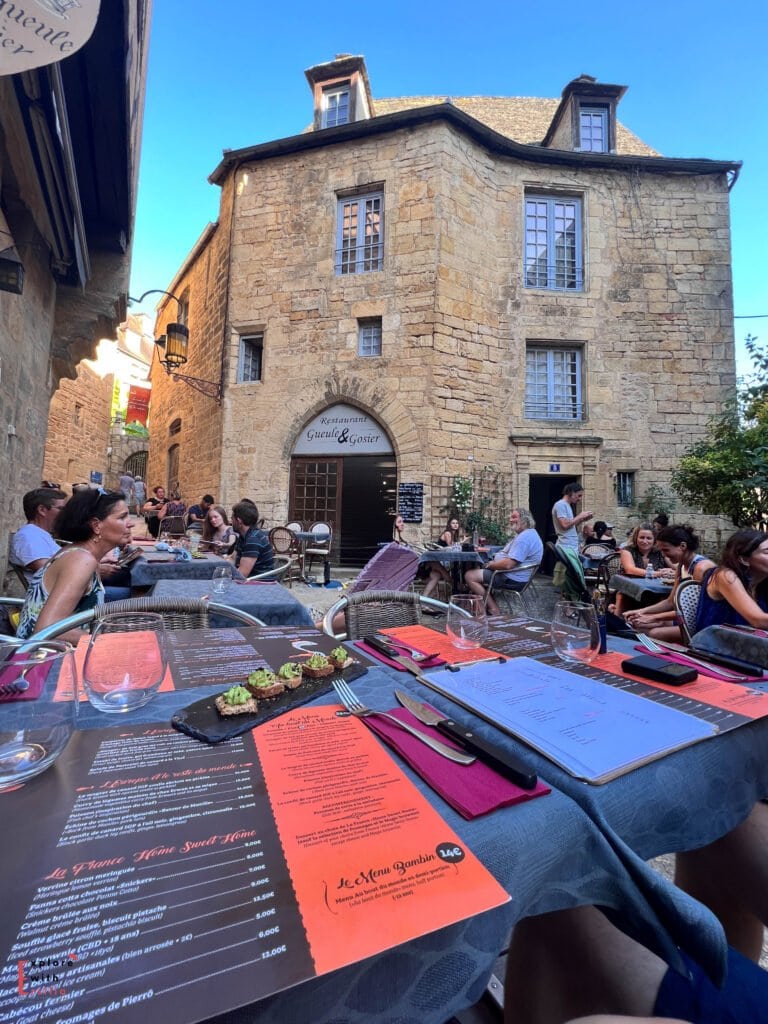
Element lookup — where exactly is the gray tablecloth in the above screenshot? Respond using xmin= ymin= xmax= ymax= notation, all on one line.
xmin=151 ymin=579 xmax=314 ymax=628
xmin=418 ymin=550 xmax=483 ymax=565
xmin=131 ymin=552 xmax=239 ymax=587
xmin=613 ymin=574 xmax=671 ymax=604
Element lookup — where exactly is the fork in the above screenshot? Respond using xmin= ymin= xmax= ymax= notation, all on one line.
xmin=0 ymin=648 xmax=49 ymax=697
xmin=331 ymin=678 xmax=475 ymax=765
xmin=635 ymin=633 xmax=748 ymax=680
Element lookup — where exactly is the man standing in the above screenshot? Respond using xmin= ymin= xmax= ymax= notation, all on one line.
xmin=186 ymin=494 xmax=215 ymax=532
xmin=551 ymin=482 xmax=593 ymax=589
xmin=118 ymin=469 xmax=135 ymax=510
xmin=231 ymin=502 xmax=274 ymax=578
xmin=10 ymin=488 xmax=67 ymax=584
xmin=465 ymin=509 xmax=543 ymax=615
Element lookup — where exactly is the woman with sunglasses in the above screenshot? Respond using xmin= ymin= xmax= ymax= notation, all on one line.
xmin=16 ymin=490 xmax=132 ymax=639
xmin=694 ymin=529 xmax=768 ymax=632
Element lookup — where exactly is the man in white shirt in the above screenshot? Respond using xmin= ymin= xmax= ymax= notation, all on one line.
xmin=551 ymin=482 xmax=593 ymax=589
xmin=465 ymin=508 xmax=543 ymax=615
xmin=10 ymin=488 xmax=67 ymax=584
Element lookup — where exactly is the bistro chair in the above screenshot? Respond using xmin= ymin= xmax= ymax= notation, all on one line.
xmin=321 ymin=589 xmax=456 ymax=641
xmin=285 ymin=521 xmax=304 ymax=533
xmin=486 ymin=560 xmax=541 ymax=616
xmin=0 ymin=596 xmax=25 ymax=640
xmin=30 ymin=597 xmax=267 ymax=642
xmin=580 ymin=543 xmax=615 ymax=586
xmin=674 ymin=578 xmax=702 ymax=645
xmin=158 ymin=515 xmax=186 ymax=539
xmin=304 ymin=521 xmax=333 ymax=580
xmin=268 ymin=527 xmax=301 ymax=586
xmin=595 ymin=550 xmax=624 ymax=605
xmin=248 ymin=556 xmax=292 ymax=583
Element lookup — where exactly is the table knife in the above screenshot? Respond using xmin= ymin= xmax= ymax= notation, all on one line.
xmin=364 ymin=634 xmax=430 ymax=680
xmin=395 ymin=690 xmax=538 ymax=790
xmin=652 ymin=639 xmax=765 ymax=677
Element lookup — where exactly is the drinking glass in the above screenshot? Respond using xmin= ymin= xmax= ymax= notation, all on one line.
xmin=82 ymin=613 xmax=167 ymax=713
xmin=188 ymin=533 xmax=201 ymax=555
xmin=0 ymin=641 xmax=78 ymax=791
xmin=211 ymin=565 xmax=233 ymax=594
xmin=550 ymin=600 xmax=600 ymax=664
xmin=446 ymin=594 xmax=488 ymax=649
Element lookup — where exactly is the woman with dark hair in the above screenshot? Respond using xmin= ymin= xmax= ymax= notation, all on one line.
xmin=16 ymin=491 xmax=132 ymax=639
xmin=142 ymin=485 xmax=166 ymax=539
xmin=624 ymin=525 xmax=716 ymax=641
xmin=422 ymin=516 xmax=467 ymax=598
xmin=201 ymin=505 xmax=236 ymax=553
xmin=693 ymin=529 xmax=768 ymax=632
xmin=652 ymin=512 xmax=669 ymax=536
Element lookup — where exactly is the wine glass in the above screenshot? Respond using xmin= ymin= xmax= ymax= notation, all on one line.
xmin=211 ymin=565 xmax=233 ymax=594
xmin=82 ymin=613 xmax=167 ymax=713
xmin=0 ymin=641 xmax=78 ymax=791
xmin=550 ymin=600 xmax=600 ymax=664
xmin=446 ymin=594 xmax=488 ymax=649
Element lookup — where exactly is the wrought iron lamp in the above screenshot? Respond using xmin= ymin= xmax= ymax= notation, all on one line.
xmin=0 ymin=242 xmax=24 ymax=295
xmin=128 ymin=289 xmax=222 ymax=402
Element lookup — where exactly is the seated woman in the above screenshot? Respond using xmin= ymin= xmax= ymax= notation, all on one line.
xmin=692 ymin=528 xmax=768 ymax=632
xmin=392 ymin=514 xmax=408 ymax=545
xmin=591 ymin=520 xmax=617 ymax=550
xmin=142 ymin=485 xmax=166 ymax=539
xmin=16 ymin=490 xmax=132 ymax=640
xmin=200 ymin=505 xmax=236 ymax=553
xmin=422 ymin=517 xmax=466 ymax=599
xmin=623 ymin=525 xmax=715 ymax=641
xmin=611 ymin=523 xmax=674 ymax=619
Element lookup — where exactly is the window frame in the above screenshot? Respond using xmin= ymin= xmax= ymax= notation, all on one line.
xmin=321 ymin=83 xmax=351 ymax=128
xmin=524 ymin=344 xmax=585 ymax=422
xmin=357 ymin=317 xmax=382 ymax=357
xmin=335 ymin=190 xmax=384 ymax=275
xmin=616 ymin=471 xmax=635 ymax=507
xmin=578 ymin=105 xmax=609 ymax=153
xmin=237 ymin=333 xmax=263 ymax=383
xmin=524 ymin=193 xmax=584 ymax=292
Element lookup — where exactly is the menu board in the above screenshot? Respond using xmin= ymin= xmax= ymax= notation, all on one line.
xmin=397 ymin=482 xmax=423 ymax=523
xmin=0 ymin=710 xmax=508 ymax=1023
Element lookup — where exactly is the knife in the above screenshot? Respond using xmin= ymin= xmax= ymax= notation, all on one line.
xmin=652 ymin=639 xmax=765 ymax=677
xmin=364 ymin=634 xmax=430 ymax=680
xmin=395 ymin=690 xmax=538 ymax=790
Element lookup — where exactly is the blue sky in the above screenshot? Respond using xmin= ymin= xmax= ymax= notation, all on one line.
xmin=129 ymin=0 xmax=767 ymax=373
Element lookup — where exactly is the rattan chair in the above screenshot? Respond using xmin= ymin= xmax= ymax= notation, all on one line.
xmin=268 ymin=527 xmax=301 ymax=586
xmin=580 ymin=543 xmax=615 ymax=586
xmin=321 ymin=589 xmax=457 ymax=641
xmin=674 ymin=578 xmax=702 ymax=644
xmin=595 ymin=551 xmax=624 ymax=604
xmin=487 ymin=560 xmax=541 ymax=615
xmin=30 ymin=597 xmax=266 ymax=642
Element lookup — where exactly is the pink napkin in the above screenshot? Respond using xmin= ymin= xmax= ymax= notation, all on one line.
xmin=353 ymin=640 xmax=445 ymax=672
xmin=363 ymin=706 xmax=550 ymax=819
xmin=0 ymin=652 xmax=52 ymax=703
xmin=632 ymin=644 xmax=765 ymax=683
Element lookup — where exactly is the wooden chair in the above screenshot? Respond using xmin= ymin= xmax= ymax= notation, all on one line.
xmin=304 ymin=521 xmax=332 ymax=579
xmin=321 ymin=589 xmax=456 ymax=641
xmin=268 ymin=527 xmax=301 ymax=586
xmin=487 ymin=560 xmax=541 ymax=616
xmin=674 ymin=578 xmax=702 ymax=644
xmin=30 ymin=597 xmax=267 ymax=642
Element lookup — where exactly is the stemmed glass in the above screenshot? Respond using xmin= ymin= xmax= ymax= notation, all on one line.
xmin=446 ymin=594 xmax=488 ymax=650
xmin=82 ymin=613 xmax=167 ymax=713
xmin=550 ymin=600 xmax=600 ymax=664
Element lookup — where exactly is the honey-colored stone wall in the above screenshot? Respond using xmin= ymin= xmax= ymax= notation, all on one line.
xmin=148 ymin=117 xmax=736 ymax=546
xmin=42 ymin=363 xmax=113 ymax=489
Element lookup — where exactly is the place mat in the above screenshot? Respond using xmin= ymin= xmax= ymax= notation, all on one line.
xmin=632 ymin=644 xmax=764 ymax=684
xmin=382 ymin=625 xmax=505 ymax=666
xmin=353 ymin=640 xmax=445 ymax=672
xmin=363 ymin=705 xmax=550 ymax=819
xmin=0 ymin=652 xmax=53 ymax=702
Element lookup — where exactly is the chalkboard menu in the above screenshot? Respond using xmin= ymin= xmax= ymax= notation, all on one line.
xmin=398 ymin=482 xmax=424 ymax=523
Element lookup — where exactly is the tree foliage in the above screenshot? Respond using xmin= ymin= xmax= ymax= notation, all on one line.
xmin=671 ymin=336 xmax=768 ymax=528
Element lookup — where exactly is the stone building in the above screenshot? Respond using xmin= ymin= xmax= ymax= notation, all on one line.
xmin=0 ymin=1 xmax=150 ymax=578
xmin=147 ymin=55 xmax=740 ymax=565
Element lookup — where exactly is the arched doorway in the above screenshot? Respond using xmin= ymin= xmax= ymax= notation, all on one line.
xmin=290 ymin=404 xmax=396 ymax=566
xmin=123 ymin=451 xmax=147 ymax=481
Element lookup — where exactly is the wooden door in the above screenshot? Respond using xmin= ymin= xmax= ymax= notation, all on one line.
xmin=289 ymin=458 xmax=342 ymax=554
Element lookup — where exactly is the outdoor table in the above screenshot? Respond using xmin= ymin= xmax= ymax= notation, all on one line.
xmin=418 ymin=548 xmax=483 ymax=593
xmin=130 ymin=547 xmax=240 ymax=587
xmin=613 ymin=573 xmax=671 ymax=606
xmin=150 ymin=578 xmax=314 ymax=628
xmin=2 ymin=620 xmax=760 ymax=1023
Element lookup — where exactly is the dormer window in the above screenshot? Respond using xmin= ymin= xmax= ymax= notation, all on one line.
xmin=322 ymin=84 xmax=351 ymax=128
xmin=578 ymin=106 xmax=608 ymax=152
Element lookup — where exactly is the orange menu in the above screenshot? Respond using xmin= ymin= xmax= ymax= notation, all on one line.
xmin=257 ymin=705 xmax=510 ymax=973
xmin=383 ymin=624 xmax=506 ymax=665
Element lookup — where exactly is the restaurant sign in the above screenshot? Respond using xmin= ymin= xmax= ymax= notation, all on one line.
xmin=294 ymin=403 xmax=393 ymax=456
xmin=0 ymin=0 xmax=100 ymax=76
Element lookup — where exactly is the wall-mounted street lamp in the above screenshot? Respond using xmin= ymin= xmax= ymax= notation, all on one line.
xmin=128 ymin=289 xmax=222 ymax=402
xmin=0 ymin=225 xmax=24 ymax=295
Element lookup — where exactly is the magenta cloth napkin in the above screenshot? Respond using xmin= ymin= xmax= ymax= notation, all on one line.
xmin=0 ymin=653 xmax=51 ymax=703
xmin=363 ymin=705 xmax=550 ymax=819
xmin=353 ymin=640 xmax=445 ymax=672
xmin=631 ymin=644 xmax=764 ymax=683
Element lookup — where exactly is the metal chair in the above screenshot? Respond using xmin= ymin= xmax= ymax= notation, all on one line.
xmin=486 ymin=560 xmax=541 ymax=615
xmin=0 ymin=597 xmax=25 ymax=641
xmin=268 ymin=527 xmax=301 ymax=586
xmin=595 ymin=551 xmax=624 ymax=604
xmin=674 ymin=578 xmax=702 ymax=644
xmin=304 ymin=521 xmax=333 ymax=579
xmin=285 ymin=521 xmax=304 ymax=533
xmin=248 ymin=556 xmax=292 ymax=583
xmin=580 ymin=543 xmax=615 ymax=586
xmin=30 ymin=597 xmax=267 ymax=642
xmin=546 ymin=542 xmax=592 ymax=603
xmin=321 ymin=589 xmax=457 ymax=641
xmin=158 ymin=515 xmax=186 ymax=538
xmin=8 ymin=562 xmax=30 ymax=591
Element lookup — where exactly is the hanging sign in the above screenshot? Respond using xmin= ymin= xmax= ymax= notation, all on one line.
xmin=0 ymin=0 xmax=100 ymax=76
xmin=293 ymin=403 xmax=393 ymax=456
xmin=126 ymin=385 xmax=151 ymax=428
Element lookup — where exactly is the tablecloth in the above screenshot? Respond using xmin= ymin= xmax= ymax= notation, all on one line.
xmin=151 ymin=578 xmax=314 ymax=628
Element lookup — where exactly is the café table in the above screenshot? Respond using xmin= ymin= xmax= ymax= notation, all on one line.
xmin=2 ymin=620 xmax=754 ymax=1024
xmin=417 ymin=548 xmax=483 ymax=593
xmin=150 ymin=578 xmax=314 ymax=628
xmin=613 ymin=573 xmax=672 ymax=606
xmin=130 ymin=547 xmax=241 ymax=587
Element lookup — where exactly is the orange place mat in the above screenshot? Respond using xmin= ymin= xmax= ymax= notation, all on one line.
xmin=382 ymin=624 xmax=506 ymax=666
xmin=597 ymin=650 xmax=768 ymax=721
xmin=55 ymin=631 xmax=174 ymax=701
